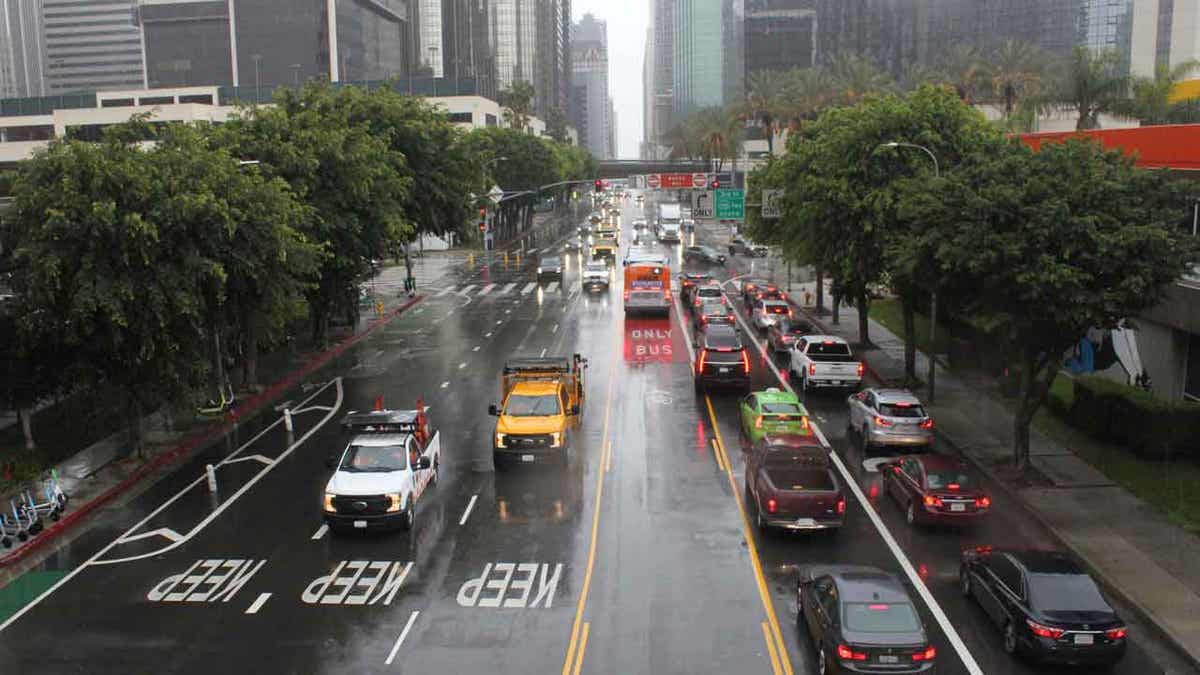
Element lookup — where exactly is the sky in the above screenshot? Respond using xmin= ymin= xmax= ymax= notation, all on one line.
xmin=572 ymin=1 xmax=648 ymax=158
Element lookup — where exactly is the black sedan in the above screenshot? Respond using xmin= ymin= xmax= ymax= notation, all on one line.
xmin=683 ymin=245 xmax=727 ymax=266
xmin=691 ymin=297 xmax=735 ymax=333
xmin=767 ymin=318 xmax=814 ymax=354
xmin=729 ymin=236 xmax=769 ymax=257
xmin=798 ymin=565 xmax=937 ymax=674
xmin=960 ymin=548 xmax=1127 ymax=668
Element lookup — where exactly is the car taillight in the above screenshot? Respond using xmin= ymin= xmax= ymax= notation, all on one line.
xmin=976 ymin=496 xmax=991 ymax=508
xmin=836 ymin=497 xmax=846 ymax=514
xmin=664 ymin=290 xmax=671 ymax=300
xmin=874 ymin=416 xmax=892 ymax=427
xmin=919 ymin=418 xmax=934 ymax=429
xmin=701 ymin=315 xmax=709 ymax=323
xmin=856 ymin=362 xmax=864 ymax=377
xmin=836 ymin=644 xmax=867 ymax=661
xmin=1026 ymin=619 xmax=1065 ymax=640
xmin=698 ymin=351 xmax=707 ymax=374
xmin=788 ymin=309 xmax=794 ymax=318
xmin=694 ymin=298 xmax=701 ymax=306
xmin=801 ymin=416 xmax=810 ymax=432
xmin=766 ymin=498 xmax=777 ymax=513
xmin=755 ymin=415 xmax=763 ymax=429
xmin=912 ymin=646 xmax=937 ymax=661
xmin=782 ymin=336 xmax=793 ymax=342
xmin=624 ymin=291 xmax=630 ymax=300
xmin=742 ymin=350 xmax=751 ymax=374
xmin=809 ymin=363 xmax=816 ymax=376
xmin=923 ymin=494 xmax=943 ymax=508
xmin=1106 ymin=627 xmax=1127 ymax=640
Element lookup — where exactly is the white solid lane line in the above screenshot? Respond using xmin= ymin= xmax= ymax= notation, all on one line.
xmin=540 ymin=348 xmax=548 ymax=357
xmin=459 ymin=494 xmax=479 ymax=526
xmin=385 ymin=611 xmax=421 ymax=665
xmin=458 ymin=362 xmax=467 ymax=369
xmin=311 ymin=523 xmax=329 ymax=540
xmin=721 ymin=282 xmax=984 ymax=675
xmin=441 ymin=381 xmax=449 ymax=388
xmin=245 ymin=593 xmax=272 ymax=615
xmin=473 ymin=345 xmax=480 ymax=352
xmin=552 ymin=323 xmax=559 ymax=333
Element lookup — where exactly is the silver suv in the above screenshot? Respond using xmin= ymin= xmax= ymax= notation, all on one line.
xmin=847 ymin=388 xmax=934 ymax=452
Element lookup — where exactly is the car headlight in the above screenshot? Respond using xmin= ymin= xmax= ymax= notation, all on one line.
xmin=385 ymin=493 xmax=402 ymax=513
xmin=550 ymin=431 xmax=563 ymax=447
xmin=323 ymin=493 xmax=336 ymax=513
xmin=537 ymin=267 xmax=543 ymax=274
xmin=495 ymin=432 xmax=507 ymax=447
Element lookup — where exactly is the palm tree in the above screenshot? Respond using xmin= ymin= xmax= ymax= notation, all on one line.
xmin=987 ymin=40 xmax=1049 ymax=117
xmin=933 ymin=44 xmax=987 ymax=102
xmin=1053 ymin=46 xmax=1128 ymax=130
xmin=1123 ymin=60 xmax=1200 ymax=125
xmin=742 ymin=69 xmax=788 ymax=155
xmin=825 ymin=52 xmax=894 ymax=106
xmin=782 ymin=66 xmax=836 ymax=123
xmin=685 ymin=107 xmax=744 ymax=172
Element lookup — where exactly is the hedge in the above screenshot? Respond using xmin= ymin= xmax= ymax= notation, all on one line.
xmin=1070 ymin=375 xmax=1200 ymax=459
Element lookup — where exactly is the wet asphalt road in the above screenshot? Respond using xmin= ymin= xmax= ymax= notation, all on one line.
xmin=0 ymin=198 xmax=1164 ymax=675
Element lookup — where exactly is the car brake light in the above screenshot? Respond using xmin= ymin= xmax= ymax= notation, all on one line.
xmin=923 ymin=494 xmax=943 ymax=507
xmin=742 ymin=350 xmax=751 ymax=374
xmin=948 ymin=483 xmax=960 ymax=490
xmin=1105 ymin=627 xmax=1127 ymax=640
xmin=919 ymin=418 xmax=934 ymax=429
xmin=698 ymin=351 xmax=707 ymax=374
xmin=868 ymin=604 xmax=890 ymax=610
xmin=766 ymin=498 xmax=777 ymax=513
xmin=624 ymin=291 xmax=630 ymax=300
xmin=836 ymin=497 xmax=846 ymax=514
xmin=788 ymin=309 xmax=794 ymax=318
xmin=912 ymin=646 xmax=936 ymax=661
xmin=856 ymin=362 xmax=864 ymax=377
xmin=809 ymin=363 xmax=816 ymax=376
xmin=976 ymin=496 xmax=991 ymax=508
xmin=1026 ymin=619 xmax=1065 ymax=640
xmin=782 ymin=336 xmax=793 ymax=342
xmin=694 ymin=298 xmax=700 ymax=306
xmin=801 ymin=416 xmax=810 ymax=432
xmin=874 ymin=416 xmax=892 ymax=427
xmin=664 ymin=290 xmax=671 ymax=300
xmin=823 ymin=340 xmax=835 ymax=345
xmin=836 ymin=644 xmax=867 ymax=661
xmin=701 ymin=315 xmax=708 ymax=323
xmin=755 ymin=415 xmax=763 ymax=429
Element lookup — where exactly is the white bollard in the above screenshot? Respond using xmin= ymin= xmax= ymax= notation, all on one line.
xmin=284 ymin=408 xmax=294 ymax=432
xmin=205 ymin=464 xmax=218 ymax=493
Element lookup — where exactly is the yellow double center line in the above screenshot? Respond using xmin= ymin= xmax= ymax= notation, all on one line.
xmin=561 ymin=337 xmax=618 ymax=675
xmin=705 ymin=395 xmax=794 ymax=675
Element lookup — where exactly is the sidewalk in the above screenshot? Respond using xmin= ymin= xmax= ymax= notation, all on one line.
xmin=788 ymin=280 xmax=1200 ymax=672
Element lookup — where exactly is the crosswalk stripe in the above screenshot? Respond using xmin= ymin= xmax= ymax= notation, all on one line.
xmin=479 ymin=283 xmax=496 ymax=296
xmin=521 ymin=282 xmax=536 ymax=295
xmin=545 ymin=282 xmax=559 ymax=292
xmin=458 ymin=284 xmax=476 ymax=296
xmin=437 ymin=286 xmax=456 ymax=297
xmin=499 ymin=282 xmax=516 ymax=295
xmin=528 ymin=248 xmax=539 ymax=254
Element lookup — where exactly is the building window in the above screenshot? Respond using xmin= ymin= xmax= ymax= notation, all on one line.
xmin=178 ymin=94 xmax=214 ymax=104
xmin=485 ymin=113 xmax=498 ymax=127
xmin=101 ymin=98 xmax=135 ymax=108
xmin=447 ymin=112 xmax=473 ymax=123
xmin=1 ymin=125 xmax=55 ymax=142
xmin=138 ymin=96 xmax=175 ymax=106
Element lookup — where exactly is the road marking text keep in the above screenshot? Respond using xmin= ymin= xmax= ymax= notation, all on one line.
xmin=456 ymin=563 xmax=563 ymax=609
xmin=302 ymin=561 xmax=412 ymax=606
xmin=147 ymin=559 xmax=266 ymax=603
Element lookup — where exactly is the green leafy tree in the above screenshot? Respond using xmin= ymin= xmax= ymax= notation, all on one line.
xmin=1053 ymin=46 xmax=1129 ymax=130
xmin=544 ymin=106 xmax=571 ymax=143
xmin=987 ymin=40 xmax=1050 ymax=118
xmin=901 ymin=139 xmax=1197 ymax=469
xmin=933 ymin=44 xmax=987 ymax=102
xmin=1121 ymin=60 xmax=1200 ymax=125
xmin=499 ymin=81 xmax=537 ymax=132
xmin=462 ymin=127 xmax=562 ymax=241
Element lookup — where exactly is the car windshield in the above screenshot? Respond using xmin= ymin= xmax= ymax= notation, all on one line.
xmin=504 ymin=394 xmax=561 ymax=416
xmin=1028 ymin=574 xmax=1112 ymax=613
xmin=762 ymin=402 xmax=802 ymax=415
xmin=341 ymin=444 xmax=409 ymax=473
xmin=697 ymin=287 xmax=722 ymax=298
xmin=585 ymin=263 xmax=607 ymax=272
xmin=925 ymin=470 xmax=972 ymax=489
xmin=842 ymin=602 xmax=922 ymax=633
xmin=701 ymin=301 xmax=729 ymax=315
xmin=540 ymin=257 xmax=560 ymax=267
xmin=879 ymin=403 xmax=926 ymax=418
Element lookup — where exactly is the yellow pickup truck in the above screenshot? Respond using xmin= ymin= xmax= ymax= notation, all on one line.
xmin=489 ymin=355 xmax=587 ymax=467
xmin=591 ymin=237 xmax=618 ymax=261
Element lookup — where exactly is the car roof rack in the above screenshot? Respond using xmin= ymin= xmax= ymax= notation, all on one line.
xmin=340 ymin=409 xmax=420 ymax=434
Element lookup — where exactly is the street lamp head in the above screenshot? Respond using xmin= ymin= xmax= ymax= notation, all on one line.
xmin=882 ymin=142 xmax=900 ymax=148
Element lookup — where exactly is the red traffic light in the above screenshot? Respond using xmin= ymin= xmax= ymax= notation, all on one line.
xmin=594 ymin=179 xmax=603 ymax=192
xmin=709 ymin=179 xmax=721 ymax=189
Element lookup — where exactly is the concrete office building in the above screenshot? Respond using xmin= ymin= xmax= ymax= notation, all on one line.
xmin=41 ymin=0 xmax=145 ymax=94
xmin=136 ymin=0 xmax=413 ymax=91
xmin=570 ymin=13 xmax=612 ymax=158
xmin=0 ymin=0 xmax=46 ymax=97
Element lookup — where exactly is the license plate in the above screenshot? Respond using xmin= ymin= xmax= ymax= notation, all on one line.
xmin=831 ymin=381 xmax=841 ymax=386
xmin=353 ymin=520 xmax=367 ymax=529
xmin=521 ymin=454 xmax=535 ymax=462
xmin=878 ymin=655 xmax=899 ymax=664
xmin=1075 ymin=634 xmax=1094 ymax=645
xmin=794 ymin=517 xmax=817 ymax=527
xmin=951 ymin=503 xmax=966 ymax=512
xmin=719 ymin=367 xmax=730 ymax=374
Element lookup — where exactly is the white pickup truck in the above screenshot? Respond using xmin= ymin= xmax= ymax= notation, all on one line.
xmin=788 ymin=335 xmax=864 ymax=393
xmin=323 ymin=406 xmax=441 ymax=533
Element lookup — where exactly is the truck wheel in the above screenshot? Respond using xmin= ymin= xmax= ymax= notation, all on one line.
xmin=400 ymin=503 xmax=415 ymax=531
xmin=430 ymin=458 xmax=439 ymax=486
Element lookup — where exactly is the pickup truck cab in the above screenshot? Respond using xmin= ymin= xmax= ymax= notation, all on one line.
xmin=581 ymin=262 xmax=610 ymax=291
xmin=490 ymin=356 xmax=587 ymax=466
xmin=591 ymin=237 xmax=618 ymax=261
xmin=788 ymin=335 xmax=863 ymax=393
xmin=745 ymin=434 xmax=845 ymax=531
xmin=323 ymin=406 xmax=440 ymax=533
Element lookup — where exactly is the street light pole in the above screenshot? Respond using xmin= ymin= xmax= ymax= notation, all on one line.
xmin=880 ymin=141 xmax=941 ymax=403
xmin=251 ymin=54 xmax=261 ymax=103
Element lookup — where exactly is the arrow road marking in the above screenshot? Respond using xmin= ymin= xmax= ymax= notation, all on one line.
xmin=116 ymin=527 xmax=183 ymax=544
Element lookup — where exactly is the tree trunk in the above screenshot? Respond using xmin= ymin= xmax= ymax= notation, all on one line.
xmin=18 ymin=405 xmax=34 ymax=451
xmin=831 ymin=294 xmax=840 ymax=325
xmin=814 ymin=267 xmax=825 ymax=316
xmin=1013 ymin=354 xmax=1034 ymax=471
xmin=403 ymin=242 xmax=415 ymax=298
xmin=857 ymin=293 xmax=871 ymax=347
xmin=129 ymin=395 xmax=145 ymax=461
xmin=244 ymin=312 xmax=259 ymax=390
xmin=902 ymin=299 xmax=917 ymax=382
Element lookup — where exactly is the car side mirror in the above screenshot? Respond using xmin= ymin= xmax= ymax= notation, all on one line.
xmin=415 ymin=456 xmax=431 ymax=470
xmin=571 ymin=404 xmax=581 ymax=415
xmin=488 ymin=404 xmax=499 ymax=416
xmin=325 ymin=455 xmax=337 ymax=470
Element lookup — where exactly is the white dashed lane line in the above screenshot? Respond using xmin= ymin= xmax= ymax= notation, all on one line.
xmin=459 ymin=494 xmax=479 ymax=526
xmin=311 ymin=524 xmax=328 ymax=540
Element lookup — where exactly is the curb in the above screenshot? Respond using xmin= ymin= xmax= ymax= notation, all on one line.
xmin=0 ymin=295 xmax=425 ymax=568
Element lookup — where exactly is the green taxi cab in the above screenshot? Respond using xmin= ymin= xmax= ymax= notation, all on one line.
xmin=739 ymin=387 xmax=812 ymax=443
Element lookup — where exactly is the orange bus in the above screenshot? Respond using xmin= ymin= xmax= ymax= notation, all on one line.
xmin=624 ymin=262 xmax=671 ymax=316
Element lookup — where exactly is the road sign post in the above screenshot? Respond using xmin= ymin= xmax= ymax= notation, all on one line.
xmin=715 ymin=189 xmax=745 ymax=220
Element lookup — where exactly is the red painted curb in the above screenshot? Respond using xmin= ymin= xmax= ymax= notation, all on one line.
xmin=0 ymin=295 xmax=425 ymax=567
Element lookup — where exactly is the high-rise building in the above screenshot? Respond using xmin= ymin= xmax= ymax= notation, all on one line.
xmin=490 ymin=0 xmax=568 ymax=120
xmin=438 ymin=0 xmax=498 ymax=100
xmin=42 ymin=0 xmax=145 ymax=94
xmin=744 ymin=0 xmax=817 ymax=76
xmin=0 ymin=0 xmax=46 ymax=97
xmin=570 ymin=13 xmax=612 ymax=157
xmin=673 ymin=0 xmax=734 ymax=119
xmin=419 ymin=0 xmax=445 ymax=77
xmin=643 ymin=0 xmax=674 ymax=157
xmin=136 ymin=0 xmax=413 ymax=90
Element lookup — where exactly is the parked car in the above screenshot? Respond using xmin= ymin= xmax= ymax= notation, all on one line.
xmin=847 ymin=388 xmax=934 ymax=452
xmin=881 ymin=454 xmax=990 ymax=526
xmin=693 ymin=323 xmax=751 ymax=393
xmin=683 ymin=245 xmax=727 ymax=266
xmin=745 ymin=434 xmax=844 ymax=531
xmin=789 ymin=335 xmax=863 ymax=392
xmin=751 ymin=299 xmax=793 ymax=331
xmin=960 ymin=548 xmax=1127 ymax=668
xmin=798 ymin=565 xmax=937 ymax=674
xmin=729 ymin=236 xmax=769 ymax=257
xmin=767 ymin=319 xmax=815 ymax=354
xmin=739 ymin=388 xmax=811 ymax=444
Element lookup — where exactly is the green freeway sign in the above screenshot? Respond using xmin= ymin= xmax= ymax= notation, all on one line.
xmin=715 ymin=189 xmax=745 ymax=220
